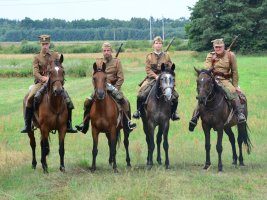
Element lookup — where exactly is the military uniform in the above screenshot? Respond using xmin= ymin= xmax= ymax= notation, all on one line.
xmin=133 ymin=37 xmax=180 ymax=120
xmin=189 ymin=38 xmax=246 ymax=132
xmin=76 ymin=42 xmax=136 ymax=134
xmin=21 ymin=35 xmax=77 ymax=133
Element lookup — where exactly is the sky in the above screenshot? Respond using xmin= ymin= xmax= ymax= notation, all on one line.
xmin=0 ymin=0 xmax=198 ymax=21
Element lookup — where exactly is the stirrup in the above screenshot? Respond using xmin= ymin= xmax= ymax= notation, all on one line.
xmin=128 ymin=121 xmax=137 ymax=130
xmin=189 ymin=119 xmax=197 ymax=132
xmin=237 ymin=114 xmax=246 ymax=124
xmin=132 ymin=111 xmax=141 ymax=119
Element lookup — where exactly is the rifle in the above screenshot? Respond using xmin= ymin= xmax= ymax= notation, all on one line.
xmin=227 ymin=35 xmax=240 ymax=51
xmin=165 ymin=37 xmax=175 ymax=52
xmin=115 ymin=43 xmax=123 ymax=58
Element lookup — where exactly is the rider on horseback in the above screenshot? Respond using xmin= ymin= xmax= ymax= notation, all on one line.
xmin=189 ymin=38 xmax=246 ymax=132
xmin=21 ymin=35 xmax=77 ymax=133
xmin=132 ymin=36 xmax=180 ymax=120
xmin=75 ymin=42 xmax=136 ymax=134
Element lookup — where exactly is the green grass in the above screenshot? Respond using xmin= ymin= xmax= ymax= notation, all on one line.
xmin=0 ymin=52 xmax=267 ymax=200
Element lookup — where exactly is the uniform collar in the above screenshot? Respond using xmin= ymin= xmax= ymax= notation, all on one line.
xmin=41 ymin=49 xmax=51 ymax=56
xmin=215 ymin=50 xmax=226 ymax=58
xmin=154 ymin=51 xmax=163 ymax=56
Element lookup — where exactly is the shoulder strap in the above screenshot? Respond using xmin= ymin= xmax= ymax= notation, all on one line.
xmin=227 ymin=50 xmax=232 ymax=66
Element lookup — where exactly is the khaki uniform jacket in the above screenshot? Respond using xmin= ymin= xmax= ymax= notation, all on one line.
xmin=96 ymin=57 xmax=124 ymax=90
xmin=146 ymin=52 xmax=173 ymax=79
xmin=205 ymin=50 xmax=238 ymax=87
xmin=33 ymin=50 xmax=59 ymax=83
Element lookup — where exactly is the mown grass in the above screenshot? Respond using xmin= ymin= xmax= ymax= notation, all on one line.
xmin=0 ymin=52 xmax=267 ymax=200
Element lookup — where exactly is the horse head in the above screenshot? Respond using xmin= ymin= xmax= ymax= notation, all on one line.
xmin=194 ymin=67 xmax=214 ymax=105
xmin=48 ymin=54 xmax=65 ymax=96
xmin=93 ymin=62 xmax=107 ymax=100
xmin=157 ymin=63 xmax=176 ymax=101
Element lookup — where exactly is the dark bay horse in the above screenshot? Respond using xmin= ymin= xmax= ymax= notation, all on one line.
xmin=141 ymin=63 xmax=176 ymax=170
xmin=194 ymin=68 xmax=252 ymax=172
xmin=89 ymin=62 xmax=131 ymax=173
xmin=23 ymin=55 xmax=68 ymax=173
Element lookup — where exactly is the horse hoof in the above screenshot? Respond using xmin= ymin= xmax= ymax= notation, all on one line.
xmin=239 ymin=162 xmax=245 ymax=167
xmin=114 ymin=168 xmax=119 ymax=173
xmin=89 ymin=167 xmax=96 ymax=173
xmin=32 ymin=165 xmax=37 ymax=170
xmin=43 ymin=169 xmax=48 ymax=174
xmin=232 ymin=160 xmax=237 ymax=166
xmin=147 ymin=165 xmax=153 ymax=170
xmin=126 ymin=163 xmax=131 ymax=168
xmin=157 ymin=160 xmax=162 ymax=165
xmin=203 ymin=165 xmax=211 ymax=170
xmin=165 ymin=165 xmax=170 ymax=170
xmin=60 ymin=166 xmax=65 ymax=172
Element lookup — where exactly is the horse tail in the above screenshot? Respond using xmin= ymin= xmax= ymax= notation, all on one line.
xmin=116 ymin=130 xmax=121 ymax=149
xmin=238 ymin=123 xmax=252 ymax=154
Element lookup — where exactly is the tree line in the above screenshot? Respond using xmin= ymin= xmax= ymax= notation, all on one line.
xmin=186 ymin=0 xmax=267 ymax=53
xmin=0 ymin=17 xmax=189 ymax=42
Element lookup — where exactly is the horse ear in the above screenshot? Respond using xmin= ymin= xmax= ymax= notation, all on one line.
xmin=93 ymin=62 xmax=98 ymax=72
xmin=161 ymin=63 xmax=165 ymax=72
xmin=59 ymin=54 xmax=64 ymax=64
xmin=194 ymin=66 xmax=201 ymax=75
xmin=102 ymin=62 xmax=106 ymax=72
xmin=171 ymin=63 xmax=175 ymax=71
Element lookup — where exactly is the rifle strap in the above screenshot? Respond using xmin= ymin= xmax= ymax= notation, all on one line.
xmin=211 ymin=51 xmax=232 ymax=67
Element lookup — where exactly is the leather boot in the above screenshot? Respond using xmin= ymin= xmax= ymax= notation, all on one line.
xmin=189 ymin=107 xmax=200 ymax=132
xmin=21 ymin=107 xmax=33 ymax=133
xmin=75 ymin=108 xmax=90 ymax=134
xmin=132 ymin=98 xmax=143 ymax=119
xmin=232 ymin=98 xmax=246 ymax=124
xmin=67 ymin=109 xmax=77 ymax=133
xmin=34 ymin=83 xmax=47 ymax=109
xmin=171 ymin=101 xmax=180 ymax=121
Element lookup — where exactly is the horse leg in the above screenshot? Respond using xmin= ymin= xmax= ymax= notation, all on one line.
xmin=162 ymin=124 xmax=170 ymax=169
xmin=58 ymin=130 xmax=66 ymax=172
xmin=224 ymin=127 xmax=238 ymax=165
xmin=90 ymin=126 xmax=99 ymax=172
xmin=156 ymin=128 xmax=162 ymax=165
xmin=216 ymin=129 xmax=224 ymax=172
xmin=40 ymin=130 xmax=50 ymax=173
xmin=110 ymin=127 xmax=118 ymax=173
xmin=202 ymin=123 xmax=211 ymax=170
xmin=28 ymin=131 xmax=37 ymax=169
xmin=123 ymin=128 xmax=131 ymax=167
xmin=146 ymin=125 xmax=155 ymax=170
xmin=237 ymin=132 xmax=244 ymax=166
xmin=106 ymin=133 xmax=112 ymax=166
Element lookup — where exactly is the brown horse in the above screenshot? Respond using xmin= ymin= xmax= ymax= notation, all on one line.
xmin=89 ymin=62 xmax=130 ymax=173
xmin=194 ymin=68 xmax=252 ymax=172
xmin=23 ymin=55 xmax=68 ymax=173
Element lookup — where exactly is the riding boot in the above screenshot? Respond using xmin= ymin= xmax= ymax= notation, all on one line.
xmin=75 ymin=108 xmax=90 ymax=134
xmin=132 ymin=98 xmax=143 ymax=119
xmin=34 ymin=83 xmax=47 ymax=109
xmin=75 ymin=98 xmax=93 ymax=134
xmin=189 ymin=106 xmax=200 ymax=132
xmin=171 ymin=101 xmax=180 ymax=121
xmin=119 ymin=98 xmax=137 ymax=131
xmin=21 ymin=107 xmax=33 ymax=133
xmin=231 ymin=98 xmax=246 ymax=124
xmin=66 ymin=109 xmax=77 ymax=133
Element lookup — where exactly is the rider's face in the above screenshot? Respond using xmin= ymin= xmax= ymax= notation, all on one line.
xmin=41 ymin=43 xmax=50 ymax=52
xmin=102 ymin=47 xmax=112 ymax=59
xmin=214 ymin=45 xmax=225 ymax=55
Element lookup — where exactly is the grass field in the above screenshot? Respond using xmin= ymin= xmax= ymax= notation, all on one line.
xmin=0 ymin=52 xmax=267 ymax=200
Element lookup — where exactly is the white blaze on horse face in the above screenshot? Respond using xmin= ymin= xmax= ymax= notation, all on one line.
xmin=162 ymin=74 xmax=173 ymax=101
xmin=55 ymin=66 xmax=59 ymax=75
xmin=201 ymin=78 xmax=204 ymax=82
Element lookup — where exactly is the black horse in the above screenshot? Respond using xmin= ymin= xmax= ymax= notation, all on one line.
xmin=194 ymin=68 xmax=252 ymax=172
xmin=141 ymin=63 xmax=176 ymax=170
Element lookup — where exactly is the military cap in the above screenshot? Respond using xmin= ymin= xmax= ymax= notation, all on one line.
xmin=102 ymin=42 xmax=113 ymax=51
xmin=211 ymin=38 xmax=224 ymax=47
xmin=153 ymin=36 xmax=163 ymax=44
xmin=39 ymin=34 xmax=51 ymax=44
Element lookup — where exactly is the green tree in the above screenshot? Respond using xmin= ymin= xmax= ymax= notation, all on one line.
xmin=187 ymin=0 xmax=267 ymax=52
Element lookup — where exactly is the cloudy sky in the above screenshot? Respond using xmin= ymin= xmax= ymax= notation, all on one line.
xmin=0 ymin=0 xmax=198 ymax=21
